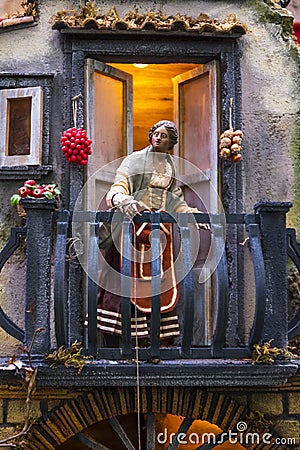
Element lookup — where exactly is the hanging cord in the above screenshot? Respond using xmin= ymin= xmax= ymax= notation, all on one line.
xmin=72 ymin=93 xmax=82 ymax=128
xmin=132 ymin=223 xmax=142 ymax=450
xmin=229 ymin=97 xmax=233 ymax=130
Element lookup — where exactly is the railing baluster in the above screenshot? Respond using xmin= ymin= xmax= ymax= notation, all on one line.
xmin=54 ymin=210 xmax=69 ymax=347
xmin=287 ymin=228 xmax=300 ymax=271
xmin=254 ymin=202 xmax=292 ymax=347
xmin=87 ymin=222 xmax=99 ymax=356
xmin=245 ymin=215 xmax=266 ymax=347
xmin=166 ymin=417 xmax=194 ymax=450
xmin=150 ymin=211 xmax=161 ymax=360
xmin=121 ymin=219 xmax=133 ymax=359
xmin=22 ymin=199 xmax=56 ymax=356
xmin=211 ymin=217 xmax=229 ymax=357
xmin=178 ymin=213 xmax=194 ymax=357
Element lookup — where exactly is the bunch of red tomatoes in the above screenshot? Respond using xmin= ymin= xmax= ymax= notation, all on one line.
xmin=60 ymin=127 xmax=92 ymax=165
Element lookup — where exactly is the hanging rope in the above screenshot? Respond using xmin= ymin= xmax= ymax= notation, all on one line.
xmin=132 ymin=226 xmax=142 ymax=450
xmin=228 ymin=97 xmax=233 ymax=131
xmin=219 ymin=97 xmax=243 ymax=163
xmin=72 ymin=93 xmax=82 ymax=129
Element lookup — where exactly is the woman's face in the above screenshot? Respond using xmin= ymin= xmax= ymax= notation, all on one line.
xmin=151 ymin=125 xmax=170 ymax=153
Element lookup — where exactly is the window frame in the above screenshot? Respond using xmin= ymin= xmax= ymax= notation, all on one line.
xmin=0 ymin=86 xmax=43 ymax=167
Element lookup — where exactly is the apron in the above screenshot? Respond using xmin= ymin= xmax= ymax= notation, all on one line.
xmin=128 ymin=221 xmax=179 ymax=313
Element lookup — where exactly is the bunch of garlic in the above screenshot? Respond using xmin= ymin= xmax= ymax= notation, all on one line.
xmin=219 ymin=128 xmax=243 ymax=162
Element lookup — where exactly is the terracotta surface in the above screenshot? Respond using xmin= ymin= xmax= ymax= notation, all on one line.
xmin=0 ymin=0 xmax=25 ymax=19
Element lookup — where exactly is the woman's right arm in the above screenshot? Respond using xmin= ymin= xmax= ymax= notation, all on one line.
xmin=106 ymin=158 xmax=131 ymax=207
xmin=105 ymin=155 xmax=148 ymax=218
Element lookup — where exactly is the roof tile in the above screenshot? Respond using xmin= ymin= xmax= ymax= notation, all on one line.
xmin=51 ymin=7 xmax=248 ymax=35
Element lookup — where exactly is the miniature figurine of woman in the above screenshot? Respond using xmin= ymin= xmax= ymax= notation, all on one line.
xmin=97 ymin=120 xmax=208 ymax=346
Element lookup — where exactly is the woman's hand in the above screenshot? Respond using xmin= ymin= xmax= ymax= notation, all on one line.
xmin=111 ymin=193 xmax=149 ymax=220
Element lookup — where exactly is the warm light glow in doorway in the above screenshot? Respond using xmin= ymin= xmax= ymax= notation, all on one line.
xmin=110 ymin=62 xmax=200 ymax=150
xmin=133 ymin=63 xmax=149 ymax=68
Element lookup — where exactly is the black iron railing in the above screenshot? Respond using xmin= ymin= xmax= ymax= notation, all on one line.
xmin=286 ymin=228 xmax=300 ymax=340
xmin=0 ymin=200 xmax=298 ymax=361
xmin=0 ymin=226 xmax=26 ymax=342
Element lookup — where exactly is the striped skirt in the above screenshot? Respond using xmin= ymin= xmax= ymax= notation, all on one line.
xmin=95 ymin=239 xmax=180 ymax=341
xmin=96 ymin=305 xmax=180 ymax=340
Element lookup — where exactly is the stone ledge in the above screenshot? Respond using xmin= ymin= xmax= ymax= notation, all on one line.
xmin=1 ymin=359 xmax=298 ymax=388
xmin=0 ymin=165 xmax=53 ymax=180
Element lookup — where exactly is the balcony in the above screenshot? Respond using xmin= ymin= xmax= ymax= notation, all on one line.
xmin=0 ymin=199 xmax=299 ymax=387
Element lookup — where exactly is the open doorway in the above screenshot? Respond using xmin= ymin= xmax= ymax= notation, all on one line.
xmin=84 ymin=60 xmax=219 ymax=345
xmin=85 ymin=60 xmax=219 ymax=212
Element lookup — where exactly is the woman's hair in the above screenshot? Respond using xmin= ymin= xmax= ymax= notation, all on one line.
xmin=148 ymin=120 xmax=178 ymax=149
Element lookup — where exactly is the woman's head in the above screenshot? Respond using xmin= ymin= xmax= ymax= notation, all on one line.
xmin=148 ymin=120 xmax=178 ymax=150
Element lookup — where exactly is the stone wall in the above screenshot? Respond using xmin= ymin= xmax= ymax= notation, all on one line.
xmin=0 ymin=382 xmax=299 ymax=448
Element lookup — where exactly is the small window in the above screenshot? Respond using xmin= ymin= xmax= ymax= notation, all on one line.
xmin=0 ymin=87 xmax=43 ymax=166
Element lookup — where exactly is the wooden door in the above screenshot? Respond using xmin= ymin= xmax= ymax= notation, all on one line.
xmin=173 ymin=62 xmax=218 ymax=214
xmin=84 ymin=59 xmax=133 ymax=210
xmin=173 ymin=62 xmax=219 ymax=344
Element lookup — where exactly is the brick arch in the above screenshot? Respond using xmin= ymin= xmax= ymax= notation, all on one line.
xmin=27 ymin=386 xmax=283 ymax=449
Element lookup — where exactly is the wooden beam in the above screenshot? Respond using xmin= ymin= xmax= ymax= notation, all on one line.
xmin=108 ymin=417 xmax=136 ymax=450
xmin=166 ymin=417 xmax=195 ymax=450
xmin=146 ymin=412 xmax=156 ymax=450
xmin=76 ymin=431 xmax=110 ymax=450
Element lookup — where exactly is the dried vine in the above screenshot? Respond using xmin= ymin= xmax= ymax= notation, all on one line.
xmin=245 ymin=410 xmax=274 ymax=434
xmin=252 ymin=339 xmax=296 ymax=365
xmin=0 ymin=305 xmax=43 ymax=448
xmin=21 ymin=1 xmax=38 ymax=19
xmin=46 ymin=340 xmax=90 ymax=374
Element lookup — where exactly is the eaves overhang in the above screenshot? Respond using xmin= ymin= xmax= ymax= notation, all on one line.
xmin=51 ymin=7 xmax=248 ymax=39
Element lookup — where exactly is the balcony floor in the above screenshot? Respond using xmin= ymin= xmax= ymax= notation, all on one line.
xmin=1 ymin=358 xmax=298 ymax=387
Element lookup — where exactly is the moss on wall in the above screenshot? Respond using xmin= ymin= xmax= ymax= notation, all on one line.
xmin=248 ymin=0 xmax=295 ymax=42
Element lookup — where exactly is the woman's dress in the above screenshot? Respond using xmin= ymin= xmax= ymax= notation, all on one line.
xmin=95 ymin=146 xmax=196 ymax=342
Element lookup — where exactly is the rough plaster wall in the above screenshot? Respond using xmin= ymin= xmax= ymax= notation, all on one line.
xmin=0 ymin=1 xmax=69 ymax=73
xmin=237 ymin=5 xmax=299 ymax=215
xmin=0 ymin=0 xmax=71 ymax=223
xmin=0 ymin=2 xmax=72 ymax=355
xmin=0 ymin=187 xmax=26 ymax=356
xmin=0 ymin=249 xmax=26 ymax=356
